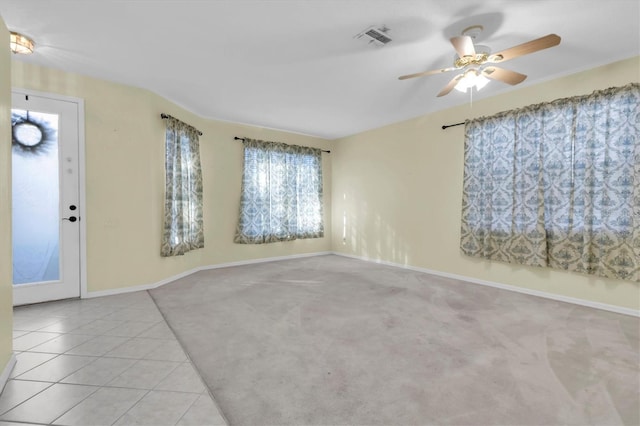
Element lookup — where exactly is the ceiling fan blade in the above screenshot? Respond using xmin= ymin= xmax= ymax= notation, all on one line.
xmin=450 ymin=36 xmax=476 ymax=58
xmin=437 ymin=75 xmax=464 ymax=97
xmin=398 ymin=67 xmax=457 ymax=80
xmin=482 ymin=67 xmax=527 ymax=85
xmin=489 ymin=34 xmax=561 ymax=63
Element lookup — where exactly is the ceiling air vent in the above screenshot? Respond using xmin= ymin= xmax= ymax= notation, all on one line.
xmin=355 ymin=25 xmax=392 ymax=47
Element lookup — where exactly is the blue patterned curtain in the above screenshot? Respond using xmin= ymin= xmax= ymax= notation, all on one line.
xmin=461 ymin=83 xmax=639 ymax=281
xmin=161 ymin=117 xmax=204 ymax=256
xmin=234 ymin=138 xmax=324 ymax=244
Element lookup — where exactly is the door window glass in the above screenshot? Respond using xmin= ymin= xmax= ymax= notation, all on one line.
xmin=11 ymin=109 xmax=60 ymax=284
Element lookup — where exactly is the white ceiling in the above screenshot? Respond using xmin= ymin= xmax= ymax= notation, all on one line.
xmin=1 ymin=0 xmax=639 ymax=139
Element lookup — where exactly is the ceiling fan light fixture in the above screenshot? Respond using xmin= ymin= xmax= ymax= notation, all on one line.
xmin=454 ymin=70 xmax=490 ymax=93
xmin=398 ymin=31 xmax=561 ymax=98
xmin=9 ymin=31 xmax=35 ymax=54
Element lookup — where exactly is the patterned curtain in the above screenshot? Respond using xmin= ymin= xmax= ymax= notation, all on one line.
xmin=461 ymin=83 xmax=640 ymax=281
xmin=234 ymin=138 xmax=324 ymax=244
xmin=161 ymin=117 xmax=204 ymax=256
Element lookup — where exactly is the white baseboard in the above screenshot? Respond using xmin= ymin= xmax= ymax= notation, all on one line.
xmin=332 ymin=252 xmax=640 ymax=318
xmin=83 ymin=249 xmax=637 ymax=317
xmin=84 ymin=266 xmax=202 ymax=299
xmin=199 ymin=251 xmax=333 ymax=271
xmin=84 ymin=251 xmax=332 ymax=298
xmin=0 ymin=353 xmax=17 ymax=394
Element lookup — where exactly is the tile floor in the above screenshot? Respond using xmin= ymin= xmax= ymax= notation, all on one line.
xmin=0 ymin=291 xmax=227 ymax=426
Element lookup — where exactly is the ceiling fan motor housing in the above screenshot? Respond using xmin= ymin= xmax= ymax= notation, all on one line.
xmin=398 ymin=28 xmax=561 ymax=97
xmin=454 ymin=44 xmax=491 ymax=68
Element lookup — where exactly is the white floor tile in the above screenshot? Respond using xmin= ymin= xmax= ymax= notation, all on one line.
xmin=17 ymin=355 xmax=97 ymax=383
xmin=177 ymin=394 xmax=227 ymax=426
xmin=68 ymin=319 xmax=125 ymax=335
xmin=65 ymin=335 xmax=130 ymax=356
xmin=107 ymin=360 xmax=181 ymax=389
xmin=13 ymin=303 xmax=67 ymax=319
xmin=101 ymin=309 xmax=164 ymax=323
xmin=127 ymin=299 xmax=162 ymax=310
xmin=61 ymin=357 xmax=138 ymax=386
xmin=0 ymin=380 xmax=52 ymax=416
xmin=0 ymin=383 xmax=98 ymax=424
xmin=9 ymin=352 xmax=57 ymax=378
xmin=104 ymin=337 xmax=165 ymax=359
xmin=155 ymin=363 xmax=206 ymax=393
xmin=29 ymin=333 xmax=94 ymax=354
xmin=53 ymin=387 xmax=147 ymax=426
xmin=137 ymin=322 xmax=176 ymax=339
xmin=51 ymin=307 xmax=115 ymax=321
xmin=113 ymin=390 xmax=199 ymax=426
xmin=144 ymin=339 xmax=187 ymax=362
xmin=11 ymin=331 xmax=28 ymax=340
xmin=12 ymin=316 xmax=63 ymax=332
xmin=7 ymin=291 xmax=219 ymax=426
xmin=102 ymin=321 xmax=159 ymax=338
xmin=12 ymin=332 xmax=62 ymax=351
xmin=37 ymin=317 xmax=94 ymax=333
xmin=95 ymin=292 xmax=151 ymax=308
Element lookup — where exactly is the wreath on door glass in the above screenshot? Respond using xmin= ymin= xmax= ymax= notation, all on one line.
xmin=11 ymin=110 xmax=57 ymax=156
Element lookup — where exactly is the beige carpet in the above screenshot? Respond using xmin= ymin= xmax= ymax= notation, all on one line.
xmin=149 ymin=255 xmax=640 ymax=425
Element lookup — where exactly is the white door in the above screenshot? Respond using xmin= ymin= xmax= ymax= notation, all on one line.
xmin=12 ymin=90 xmax=82 ymax=305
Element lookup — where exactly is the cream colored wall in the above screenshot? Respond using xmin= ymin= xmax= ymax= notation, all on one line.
xmin=8 ymin=49 xmax=637 ymax=310
xmin=11 ymin=61 xmax=332 ymax=293
xmin=332 ymin=56 xmax=640 ymax=310
xmin=0 ymin=18 xmax=13 ymax=377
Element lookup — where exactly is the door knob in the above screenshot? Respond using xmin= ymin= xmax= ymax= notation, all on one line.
xmin=69 ymin=205 xmax=77 ymax=211
xmin=63 ymin=216 xmax=78 ymax=222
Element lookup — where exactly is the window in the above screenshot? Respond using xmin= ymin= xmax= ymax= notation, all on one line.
xmin=235 ymin=138 xmax=324 ymax=244
xmin=460 ymin=83 xmax=639 ymax=281
xmin=161 ymin=116 xmax=204 ymax=256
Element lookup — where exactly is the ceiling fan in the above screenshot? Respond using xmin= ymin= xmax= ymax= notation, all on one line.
xmin=399 ymin=26 xmax=561 ymax=97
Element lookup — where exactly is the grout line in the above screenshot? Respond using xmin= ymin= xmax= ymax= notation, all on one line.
xmin=48 ymin=383 xmax=102 ymax=426
xmin=110 ymin=388 xmax=152 ymax=426
xmin=8 ymin=378 xmax=59 ymax=384
xmin=10 ymin=353 xmax=63 ymax=380
xmin=0 ymin=380 xmax=53 ymax=418
xmin=175 ymin=392 xmax=201 ymax=426
xmin=147 ymin=290 xmax=231 ymax=426
xmin=7 ymin=291 xmax=223 ymax=425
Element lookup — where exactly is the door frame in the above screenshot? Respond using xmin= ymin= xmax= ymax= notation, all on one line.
xmin=12 ymin=87 xmax=87 ymax=303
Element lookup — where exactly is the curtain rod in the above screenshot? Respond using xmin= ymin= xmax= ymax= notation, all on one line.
xmin=442 ymin=121 xmax=465 ymax=130
xmin=160 ymin=113 xmax=203 ymax=136
xmin=234 ymin=136 xmax=330 ymax=153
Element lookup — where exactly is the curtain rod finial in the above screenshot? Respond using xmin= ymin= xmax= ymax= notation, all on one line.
xmin=442 ymin=122 xmax=465 ymax=130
